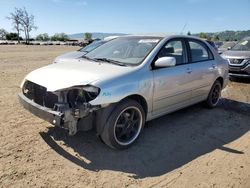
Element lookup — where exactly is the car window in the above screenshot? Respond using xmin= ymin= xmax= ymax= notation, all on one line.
xmin=86 ymin=37 xmax=161 ymax=65
xmin=158 ymin=40 xmax=185 ymax=65
xmin=232 ymin=39 xmax=250 ymax=51
xmin=188 ymin=40 xmax=212 ymax=62
xmin=79 ymin=41 xmax=106 ymax=52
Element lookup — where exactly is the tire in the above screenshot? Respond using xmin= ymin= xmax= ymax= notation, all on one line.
xmin=101 ymin=99 xmax=145 ymax=149
xmin=205 ymin=80 xmax=222 ymax=108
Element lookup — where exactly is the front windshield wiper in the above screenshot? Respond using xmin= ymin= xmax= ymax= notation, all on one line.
xmin=81 ymin=55 xmax=98 ymax=62
xmin=94 ymin=58 xmax=127 ymax=66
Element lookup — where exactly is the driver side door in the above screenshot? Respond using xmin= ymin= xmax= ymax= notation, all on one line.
xmin=152 ymin=38 xmax=195 ymax=117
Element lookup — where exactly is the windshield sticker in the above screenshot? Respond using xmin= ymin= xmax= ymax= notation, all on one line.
xmin=139 ymin=39 xmax=159 ymax=43
xmin=241 ymin=41 xmax=248 ymax=45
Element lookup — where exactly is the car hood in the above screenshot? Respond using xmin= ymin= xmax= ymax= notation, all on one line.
xmin=54 ymin=51 xmax=86 ymax=63
xmin=23 ymin=59 xmax=133 ymax=91
xmin=222 ymin=50 xmax=250 ymax=59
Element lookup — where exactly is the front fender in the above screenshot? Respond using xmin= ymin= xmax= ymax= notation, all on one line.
xmin=90 ymin=82 xmax=141 ymax=105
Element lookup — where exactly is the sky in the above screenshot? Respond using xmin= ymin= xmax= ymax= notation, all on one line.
xmin=0 ymin=0 xmax=250 ymax=37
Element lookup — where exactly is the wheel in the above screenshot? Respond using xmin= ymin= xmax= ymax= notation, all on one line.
xmin=101 ymin=99 xmax=145 ymax=149
xmin=205 ymin=80 xmax=222 ymax=108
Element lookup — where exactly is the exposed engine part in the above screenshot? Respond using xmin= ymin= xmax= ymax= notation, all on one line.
xmin=64 ymin=109 xmax=78 ymax=135
xmin=22 ymin=81 xmax=101 ymax=135
xmin=67 ymin=87 xmax=99 ymax=108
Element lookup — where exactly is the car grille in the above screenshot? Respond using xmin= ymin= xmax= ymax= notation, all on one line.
xmin=22 ymin=81 xmax=58 ymax=109
xmin=228 ymin=58 xmax=244 ymax=65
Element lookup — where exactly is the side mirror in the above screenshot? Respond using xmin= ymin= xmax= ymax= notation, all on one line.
xmin=227 ymin=46 xmax=232 ymax=50
xmin=155 ymin=57 xmax=176 ymax=68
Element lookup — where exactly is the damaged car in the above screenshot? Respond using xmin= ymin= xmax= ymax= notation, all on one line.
xmin=18 ymin=35 xmax=228 ymax=149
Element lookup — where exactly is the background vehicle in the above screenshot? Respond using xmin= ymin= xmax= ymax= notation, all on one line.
xmin=204 ymin=39 xmax=218 ymax=52
xmin=222 ymin=37 xmax=250 ymax=78
xmin=214 ymin=41 xmax=223 ymax=48
xmin=18 ymin=35 xmax=228 ymax=149
xmin=218 ymin=41 xmax=237 ymax=54
xmin=53 ymin=36 xmax=119 ymax=63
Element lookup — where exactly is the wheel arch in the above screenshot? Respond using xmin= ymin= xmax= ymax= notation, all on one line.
xmin=216 ymin=76 xmax=224 ymax=87
xmin=95 ymin=94 xmax=148 ymax=136
xmin=122 ymin=94 xmax=148 ymax=118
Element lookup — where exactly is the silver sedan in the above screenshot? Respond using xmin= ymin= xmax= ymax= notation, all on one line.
xmin=18 ymin=35 xmax=228 ymax=149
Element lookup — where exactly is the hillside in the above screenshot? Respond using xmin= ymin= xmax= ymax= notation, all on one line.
xmin=193 ymin=30 xmax=250 ymax=41
xmin=68 ymin=30 xmax=250 ymax=41
xmin=68 ymin=32 xmax=127 ymax=39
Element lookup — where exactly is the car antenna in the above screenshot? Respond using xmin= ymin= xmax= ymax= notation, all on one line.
xmin=180 ymin=22 xmax=188 ymax=35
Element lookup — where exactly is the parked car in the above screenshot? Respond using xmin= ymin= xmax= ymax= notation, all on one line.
xmin=18 ymin=35 xmax=228 ymax=149
xmin=204 ymin=40 xmax=218 ymax=52
xmin=221 ymin=37 xmax=250 ymax=78
xmin=53 ymin=36 xmax=119 ymax=63
xmin=214 ymin=41 xmax=223 ymax=48
xmin=218 ymin=41 xmax=237 ymax=54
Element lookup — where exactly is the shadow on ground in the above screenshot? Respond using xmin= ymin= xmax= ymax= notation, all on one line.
xmin=230 ymin=76 xmax=250 ymax=84
xmin=40 ymin=98 xmax=250 ymax=179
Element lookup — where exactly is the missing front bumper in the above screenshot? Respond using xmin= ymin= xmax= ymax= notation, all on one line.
xmin=18 ymin=93 xmax=100 ymax=135
xmin=18 ymin=93 xmax=64 ymax=126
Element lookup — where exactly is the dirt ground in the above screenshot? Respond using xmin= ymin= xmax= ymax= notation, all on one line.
xmin=0 ymin=45 xmax=249 ymax=188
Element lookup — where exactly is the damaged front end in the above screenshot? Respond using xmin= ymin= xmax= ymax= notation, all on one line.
xmin=18 ymin=80 xmax=101 ymax=135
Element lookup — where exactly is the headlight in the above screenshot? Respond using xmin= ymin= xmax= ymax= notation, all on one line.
xmin=67 ymin=85 xmax=100 ymax=107
xmin=242 ymin=59 xmax=250 ymax=65
xmin=81 ymin=85 xmax=100 ymax=94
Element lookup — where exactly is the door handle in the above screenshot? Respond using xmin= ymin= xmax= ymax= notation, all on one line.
xmin=186 ymin=68 xmax=192 ymax=74
xmin=211 ymin=64 xmax=216 ymax=69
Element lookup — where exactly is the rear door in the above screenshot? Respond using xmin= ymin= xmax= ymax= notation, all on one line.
xmin=186 ymin=39 xmax=217 ymax=99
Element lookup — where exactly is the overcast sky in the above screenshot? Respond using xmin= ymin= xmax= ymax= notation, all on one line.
xmin=0 ymin=0 xmax=250 ymax=37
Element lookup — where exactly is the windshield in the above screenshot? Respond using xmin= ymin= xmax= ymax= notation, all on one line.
xmin=79 ymin=40 xmax=106 ymax=52
xmin=220 ymin=42 xmax=236 ymax=49
xmin=232 ymin=39 xmax=250 ymax=51
xmin=85 ymin=37 xmax=162 ymax=65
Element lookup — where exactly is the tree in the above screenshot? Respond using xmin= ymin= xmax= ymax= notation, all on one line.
xmin=187 ymin=31 xmax=191 ymax=36
xmin=212 ymin=35 xmax=220 ymax=41
xmin=51 ymin=33 xmax=68 ymax=41
xmin=36 ymin=33 xmax=50 ymax=41
xmin=18 ymin=7 xmax=37 ymax=44
xmin=84 ymin=32 xmax=92 ymax=40
xmin=199 ymin=32 xmax=207 ymax=39
xmin=6 ymin=8 xmax=23 ymax=43
xmin=6 ymin=33 xmax=23 ymax=40
xmin=0 ymin=29 xmax=8 ymax=40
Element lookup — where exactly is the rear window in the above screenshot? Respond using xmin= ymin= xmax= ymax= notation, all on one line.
xmin=188 ymin=40 xmax=213 ymax=62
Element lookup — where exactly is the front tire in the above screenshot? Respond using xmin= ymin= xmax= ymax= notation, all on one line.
xmin=205 ymin=80 xmax=222 ymax=108
xmin=101 ymin=99 xmax=145 ymax=149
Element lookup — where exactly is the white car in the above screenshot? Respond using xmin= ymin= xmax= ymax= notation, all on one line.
xmin=18 ymin=35 xmax=228 ymax=149
xmin=54 ymin=36 xmax=119 ymax=63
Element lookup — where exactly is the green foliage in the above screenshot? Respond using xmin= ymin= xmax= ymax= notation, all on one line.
xmin=213 ymin=35 xmax=220 ymax=41
xmin=6 ymin=32 xmax=23 ymax=40
xmin=199 ymin=32 xmax=207 ymax=39
xmin=84 ymin=32 xmax=92 ymax=40
xmin=194 ymin=30 xmax=250 ymax=41
xmin=36 ymin=33 xmax=50 ymax=41
xmin=51 ymin=33 xmax=68 ymax=41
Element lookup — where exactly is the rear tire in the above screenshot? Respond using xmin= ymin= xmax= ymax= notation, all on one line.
xmin=101 ymin=99 xmax=145 ymax=149
xmin=205 ymin=80 xmax=222 ymax=108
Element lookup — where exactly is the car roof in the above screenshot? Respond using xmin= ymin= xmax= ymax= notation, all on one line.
xmin=120 ymin=34 xmax=204 ymax=41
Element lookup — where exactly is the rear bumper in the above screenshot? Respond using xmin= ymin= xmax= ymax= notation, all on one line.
xmin=18 ymin=93 xmax=64 ymax=126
